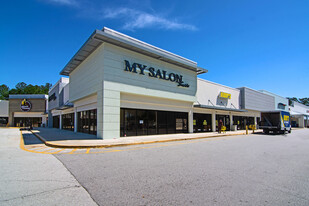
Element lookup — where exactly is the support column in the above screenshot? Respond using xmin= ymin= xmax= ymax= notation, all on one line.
xmin=229 ymin=113 xmax=233 ymax=131
xmin=299 ymin=116 xmax=305 ymax=128
xmin=9 ymin=112 xmax=14 ymax=127
xmin=188 ymin=107 xmax=194 ymax=133
xmin=74 ymin=108 xmax=78 ymax=133
xmin=97 ymin=82 xmax=121 ymax=139
xmin=48 ymin=111 xmax=53 ymax=128
xmin=41 ymin=116 xmax=47 ymax=127
xmin=59 ymin=113 xmax=62 ymax=130
xmin=211 ymin=111 xmax=216 ymax=132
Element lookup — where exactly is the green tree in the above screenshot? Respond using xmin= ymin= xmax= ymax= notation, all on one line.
xmin=299 ymin=98 xmax=309 ymax=106
xmin=8 ymin=82 xmax=52 ymax=95
xmin=0 ymin=84 xmax=9 ymax=100
xmin=15 ymin=82 xmax=27 ymax=94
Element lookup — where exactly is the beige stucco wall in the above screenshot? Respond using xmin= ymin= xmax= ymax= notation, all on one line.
xmin=69 ymin=42 xmax=197 ymax=139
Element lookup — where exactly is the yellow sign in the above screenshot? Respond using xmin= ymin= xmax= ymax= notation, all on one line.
xmin=22 ymin=99 xmax=27 ymax=106
xmin=203 ymin=120 xmax=207 ymax=125
xmin=220 ymin=92 xmax=231 ymax=99
xmin=284 ymin=115 xmax=289 ymax=121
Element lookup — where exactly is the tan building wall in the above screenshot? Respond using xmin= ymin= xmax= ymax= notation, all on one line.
xmin=9 ymin=98 xmax=47 ymax=126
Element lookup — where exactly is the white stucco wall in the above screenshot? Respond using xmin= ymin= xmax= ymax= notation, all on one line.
xmin=0 ymin=100 xmax=9 ymax=117
xmin=196 ymin=79 xmax=240 ymax=109
xmin=290 ymin=101 xmax=309 ymax=115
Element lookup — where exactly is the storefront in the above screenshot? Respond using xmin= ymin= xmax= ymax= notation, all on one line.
xmin=8 ymin=95 xmax=48 ymax=127
xmin=52 ymin=27 xmax=294 ymax=139
xmin=0 ymin=100 xmax=9 ymax=126
xmin=120 ymin=108 xmax=188 ymax=137
xmin=289 ymin=101 xmax=309 ymax=128
xmin=237 ymin=87 xmax=276 ymax=128
xmin=194 ymin=79 xmax=254 ymax=132
xmin=55 ymin=27 xmax=207 ymax=139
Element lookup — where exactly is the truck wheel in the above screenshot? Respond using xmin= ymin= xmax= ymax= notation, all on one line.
xmin=264 ymin=129 xmax=269 ymax=134
xmin=288 ymin=129 xmax=291 ymax=133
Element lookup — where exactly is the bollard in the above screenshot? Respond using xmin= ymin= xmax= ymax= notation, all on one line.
xmin=246 ymin=125 xmax=248 ymax=135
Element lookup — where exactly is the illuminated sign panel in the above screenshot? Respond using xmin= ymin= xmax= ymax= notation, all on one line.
xmin=20 ymin=99 xmax=32 ymax=112
xmin=219 ymin=92 xmax=231 ymax=99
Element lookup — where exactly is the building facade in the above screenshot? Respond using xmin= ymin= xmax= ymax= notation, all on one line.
xmin=46 ymin=27 xmax=305 ymax=139
xmin=48 ymin=77 xmax=74 ymax=131
xmin=195 ymin=79 xmax=258 ymax=132
xmin=8 ymin=95 xmax=48 ymax=127
xmin=237 ymin=87 xmax=276 ymax=127
xmin=58 ymin=27 xmax=207 ymax=139
xmin=289 ymin=101 xmax=309 ymax=128
xmin=0 ymin=100 xmax=9 ymax=126
xmin=259 ymin=90 xmax=289 ymax=112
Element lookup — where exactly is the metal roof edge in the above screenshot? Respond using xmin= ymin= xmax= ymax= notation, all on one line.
xmin=60 ymin=27 xmax=203 ymax=76
xmin=60 ymin=30 xmax=99 ymax=76
xmin=9 ymin=94 xmax=48 ymax=99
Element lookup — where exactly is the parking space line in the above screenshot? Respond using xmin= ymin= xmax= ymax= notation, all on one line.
xmin=68 ymin=149 xmax=77 ymax=154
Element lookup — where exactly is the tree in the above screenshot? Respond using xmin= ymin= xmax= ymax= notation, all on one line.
xmin=8 ymin=82 xmax=52 ymax=95
xmin=287 ymin=97 xmax=309 ymax=106
xmin=299 ymin=98 xmax=309 ymax=106
xmin=0 ymin=84 xmax=9 ymax=100
xmin=15 ymin=82 xmax=27 ymax=94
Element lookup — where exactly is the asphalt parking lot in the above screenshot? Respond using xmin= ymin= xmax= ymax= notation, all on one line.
xmin=1 ymin=128 xmax=309 ymax=206
xmin=54 ymin=129 xmax=309 ymax=206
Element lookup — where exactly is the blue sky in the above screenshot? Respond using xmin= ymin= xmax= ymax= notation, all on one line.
xmin=0 ymin=0 xmax=308 ymax=98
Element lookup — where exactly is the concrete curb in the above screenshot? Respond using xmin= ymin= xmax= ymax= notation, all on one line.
xmin=30 ymin=130 xmax=255 ymax=149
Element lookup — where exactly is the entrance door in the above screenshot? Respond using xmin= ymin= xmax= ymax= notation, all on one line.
xmin=216 ymin=115 xmax=230 ymax=131
xmin=14 ymin=117 xmax=41 ymax=127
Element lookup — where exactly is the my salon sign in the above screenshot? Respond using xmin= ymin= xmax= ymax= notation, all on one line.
xmin=124 ymin=60 xmax=189 ymax=88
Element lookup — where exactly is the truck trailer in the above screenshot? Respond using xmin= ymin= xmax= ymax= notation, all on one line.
xmin=259 ymin=111 xmax=291 ymax=134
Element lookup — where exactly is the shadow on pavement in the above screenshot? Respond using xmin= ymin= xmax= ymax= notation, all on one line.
xmin=31 ymin=127 xmax=99 ymax=142
xmin=22 ymin=130 xmax=44 ymax=145
xmin=252 ymin=131 xmax=288 ymax=136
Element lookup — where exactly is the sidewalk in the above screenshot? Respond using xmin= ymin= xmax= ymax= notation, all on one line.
xmin=30 ymin=127 xmax=261 ymax=149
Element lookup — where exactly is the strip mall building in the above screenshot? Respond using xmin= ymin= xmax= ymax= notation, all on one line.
xmin=47 ymin=27 xmax=307 ymax=139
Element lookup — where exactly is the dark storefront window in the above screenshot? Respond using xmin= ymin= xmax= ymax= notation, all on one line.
xmin=53 ymin=116 xmax=60 ymax=128
xmin=62 ymin=113 xmax=74 ymax=131
xmin=120 ymin=108 xmax=188 ymax=137
xmin=0 ymin=117 xmax=8 ymax=126
xmin=233 ymin=116 xmax=255 ymax=130
xmin=216 ymin=115 xmax=230 ymax=131
xmin=78 ymin=109 xmax=97 ymax=135
xmin=14 ymin=117 xmax=41 ymax=127
xmin=193 ymin=113 xmax=212 ymax=133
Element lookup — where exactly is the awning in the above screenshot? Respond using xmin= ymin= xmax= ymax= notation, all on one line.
xmin=290 ymin=111 xmax=305 ymax=116
xmin=194 ymin=104 xmax=247 ymax=112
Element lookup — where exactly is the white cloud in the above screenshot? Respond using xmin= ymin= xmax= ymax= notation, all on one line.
xmin=102 ymin=8 xmax=197 ymax=31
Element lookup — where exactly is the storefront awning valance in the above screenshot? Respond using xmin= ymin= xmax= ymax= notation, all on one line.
xmin=194 ymin=104 xmax=247 ymax=112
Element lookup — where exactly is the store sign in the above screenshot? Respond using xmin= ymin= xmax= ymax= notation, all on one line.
xmin=20 ymin=99 xmax=32 ymax=112
xmin=219 ymin=92 xmax=231 ymax=99
xmin=48 ymin=93 xmax=57 ymax=102
xmin=124 ymin=60 xmax=189 ymax=88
